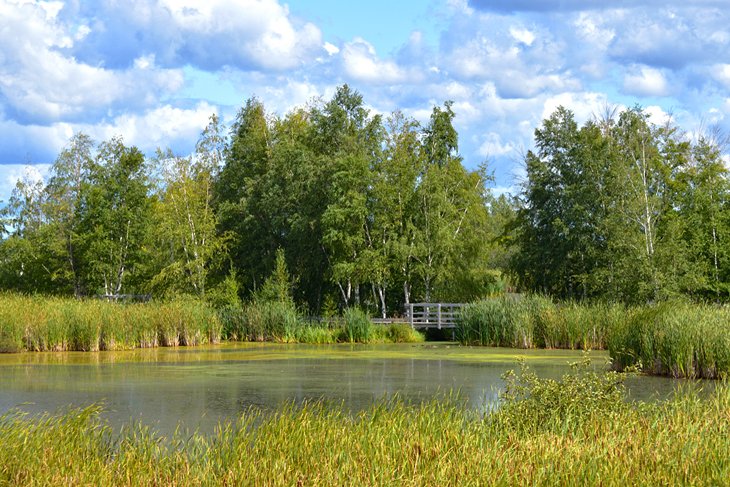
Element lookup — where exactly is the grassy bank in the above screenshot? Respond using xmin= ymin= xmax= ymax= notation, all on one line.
xmin=456 ymin=296 xmax=730 ymax=379
xmin=0 ymin=364 xmax=727 ymax=486
xmin=0 ymin=294 xmax=222 ymax=352
xmin=0 ymin=295 xmax=423 ymax=353
xmin=218 ymin=302 xmax=423 ymax=344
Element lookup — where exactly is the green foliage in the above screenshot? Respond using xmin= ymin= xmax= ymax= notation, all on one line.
xmin=206 ymin=270 xmax=242 ymax=309
xmin=0 ymin=294 xmax=221 ymax=352
xmin=341 ymin=307 xmax=373 ymax=343
xmin=255 ymin=248 xmax=294 ymax=305
xmin=1 ymin=385 xmax=728 ymax=485
xmin=386 ymin=323 xmax=424 ymax=343
xmin=493 ymin=358 xmax=630 ymax=435
xmin=513 ymin=105 xmax=730 ymax=304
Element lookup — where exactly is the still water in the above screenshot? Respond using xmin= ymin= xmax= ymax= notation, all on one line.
xmin=0 ymin=342 xmax=695 ymax=436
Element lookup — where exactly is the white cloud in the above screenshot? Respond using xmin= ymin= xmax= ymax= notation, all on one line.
xmin=0 ymin=164 xmax=52 ymax=204
xmin=0 ymin=1 xmax=184 ymax=124
xmin=622 ymin=66 xmax=670 ymax=97
xmin=711 ymin=64 xmax=730 ymax=88
xmin=323 ymin=42 xmax=340 ymax=56
xmin=83 ymin=102 xmax=219 ymax=154
xmin=644 ymin=105 xmax=672 ymax=126
xmin=342 ymin=38 xmax=417 ymax=85
xmin=541 ymin=92 xmax=611 ymax=123
xmin=510 ymin=26 xmax=535 ymax=46
xmin=67 ymin=0 xmax=324 ymax=72
xmin=479 ymin=132 xmax=517 ymax=157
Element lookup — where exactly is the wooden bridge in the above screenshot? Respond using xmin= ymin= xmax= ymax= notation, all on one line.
xmin=372 ymin=303 xmax=464 ymax=330
xmin=405 ymin=303 xmax=464 ymax=329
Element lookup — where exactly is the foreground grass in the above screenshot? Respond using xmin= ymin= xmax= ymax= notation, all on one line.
xmin=457 ymin=297 xmax=730 ymax=379
xmin=0 ymin=364 xmax=727 ymax=486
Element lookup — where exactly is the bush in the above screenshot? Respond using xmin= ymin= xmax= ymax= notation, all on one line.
xmin=492 ymin=357 xmax=630 ymax=434
xmin=387 ymin=323 xmax=424 ymax=343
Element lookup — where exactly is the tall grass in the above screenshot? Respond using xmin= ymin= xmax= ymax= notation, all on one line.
xmin=218 ymin=303 xmax=423 ymax=345
xmin=341 ymin=307 xmax=373 ymax=343
xmin=217 ymin=301 xmax=300 ymax=342
xmin=608 ymin=301 xmax=730 ymax=379
xmin=0 ymin=366 xmax=727 ymax=486
xmin=456 ymin=296 xmax=622 ymax=350
xmin=457 ymin=296 xmax=730 ymax=379
xmin=0 ymin=294 xmax=221 ymax=352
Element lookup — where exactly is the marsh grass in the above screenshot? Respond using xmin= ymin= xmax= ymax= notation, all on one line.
xmin=342 ymin=308 xmax=373 ymax=343
xmin=1 ymin=364 xmax=727 ymax=486
xmin=457 ymin=296 xmax=729 ymax=379
xmin=0 ymin=294 xmax=221 ymax=353
xmin=456 ymin=296 xmax=620 ymax=350
xmin=608 ymin=302 xmax=730 ymax=379
xmin=216 ymin=303 xmax=422 ymax=345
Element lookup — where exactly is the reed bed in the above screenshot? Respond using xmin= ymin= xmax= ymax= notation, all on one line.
xmin=0 ymin=294 xmax=221 ymax=352
xmin=456 ymin=296 xmax=730 ymax=379
xmin=608 ymin=301 xmax=730 ymax=379
xmin=456 ymin=296 xmax=621 ymax=350
xmin=0 ymin=295 xmax=422 ymax=352
xmin=218 ymin=303 xmax=423 ymax=345
xmin=0 ymin=365 xmax=727 ymax=486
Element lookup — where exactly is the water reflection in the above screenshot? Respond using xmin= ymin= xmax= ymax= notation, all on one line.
xmin=0 ymin=343 xmax=707 ymax=436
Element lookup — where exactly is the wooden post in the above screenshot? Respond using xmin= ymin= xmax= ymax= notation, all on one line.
xmin=437 ymin=303 xmax=442 ymax=329
xmin=409 ymin=303 xmax=414 ymax=329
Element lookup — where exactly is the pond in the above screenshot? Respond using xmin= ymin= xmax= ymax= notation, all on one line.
xmin=0 ymin=342 xmax=698 ymax=436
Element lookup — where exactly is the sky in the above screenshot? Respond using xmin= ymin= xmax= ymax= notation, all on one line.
xmin=1 ymin=0 xmax=730 ymax=202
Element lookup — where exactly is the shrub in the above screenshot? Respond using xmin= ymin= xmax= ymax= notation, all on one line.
xmin=492 ymin=357 xmax=630 ymax=434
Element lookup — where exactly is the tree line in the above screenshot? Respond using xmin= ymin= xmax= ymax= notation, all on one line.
xmin=512 ymin=106 xmax=730 ymax=303
xmin=0 ymin=85 xmax=509 ymax=315
xmin=2 ymin=86 xmax=728 ymax=311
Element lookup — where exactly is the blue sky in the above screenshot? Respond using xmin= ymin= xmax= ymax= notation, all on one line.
xmin=1 ymin=0 xmax=729 ymax=201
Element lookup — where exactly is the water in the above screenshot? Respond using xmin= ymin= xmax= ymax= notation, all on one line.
xmin=0 ymin=342 xmax=700 ymax=436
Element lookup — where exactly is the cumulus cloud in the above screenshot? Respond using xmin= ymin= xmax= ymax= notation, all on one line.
xmin=1 ymin=0 xmax=729 ymax=198
xmin=80 ymin=102 xmax=219 ymax=155
xmin=622 ymin=66 xmax=670 ymax=97
xmin=0 ymin=1 xmax=183 ymax=125
xmin=479 ymin=132 xmax=518 ymax=157
xmin=62 ymin=0 xmax=324 ymax=71
xmin=341 ymin=38 xmax=419 ymax=85
xmin=0 ymin=102 xmax=218 ymax=167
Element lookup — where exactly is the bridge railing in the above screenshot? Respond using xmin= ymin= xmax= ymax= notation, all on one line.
xmin=405 ymin=303 xmax=464 ymax=329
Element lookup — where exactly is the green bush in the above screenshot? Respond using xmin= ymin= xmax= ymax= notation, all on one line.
xmin=387 ymin=323 xmax=424 ymax=343
xmin=493 ymin=357 xmax=629 ymax=434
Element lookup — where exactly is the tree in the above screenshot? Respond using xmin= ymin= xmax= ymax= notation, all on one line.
xmin=44 ymin=132 xmax=95 ymax=296
xmin=412 ymin=102 xmax=493 ymax=301
xmin=316 ymin=85 xmax=383 ymax=308
xmin=78 ymin=137 xmax=152 ymax=296
xmin=366 ymin=111 xmax=422 ymax=315
xmin=215 ymin=97 xmax=275 ymax=296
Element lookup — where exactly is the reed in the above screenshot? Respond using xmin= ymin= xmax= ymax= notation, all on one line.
xmin=457 ymin=296 xmax=729 ymax=379
xmin=341 ymin=307 xmax=373 ymax=343
xmin=0 ymin=294 xmax=221 ymax=352
xmin=607 ymin=301 xmax=730 ymax=379
xmin=0 ymin=366 xmax=727 ymax=486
